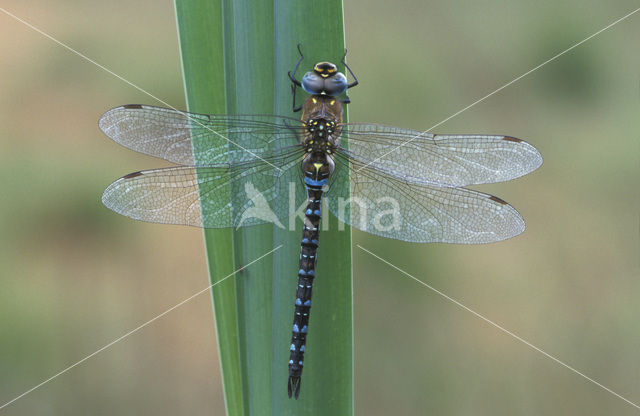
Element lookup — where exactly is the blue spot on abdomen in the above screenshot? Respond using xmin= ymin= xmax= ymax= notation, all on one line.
xmin=304 ymin=177 xmax=328 ymax=188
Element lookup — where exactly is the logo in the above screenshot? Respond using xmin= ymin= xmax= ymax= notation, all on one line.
xmin=236 ymin=181 xmax=402 ymax=233
xmin=237 ymin=182 xmax=285 ymax=229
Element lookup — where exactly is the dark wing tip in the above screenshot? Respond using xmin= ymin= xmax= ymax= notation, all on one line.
xmin=98 ymin=104 xmax=145 ymax=132
xmin=122 ymin=171 xmax=144 ymax=179
xmin=503 ymin=136 xmax=522 ymax=143
xmin=489 ymin=195 xmax=508 ymax=205
xmin=504 ymin=135 xmax=544 ymax=174
xmin=288 ymin=376 xmax=301 ymax=399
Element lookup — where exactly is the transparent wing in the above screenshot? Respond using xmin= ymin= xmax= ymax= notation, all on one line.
xmin=327 ymin=155 xmax=526 ymax=244
xmin=341 ymin=123 xmax=542 ymax=187
xmin=99 ymin=104 xmax=304 ymax=166
xmin=102 ymin=150 xmax=307 ymax=229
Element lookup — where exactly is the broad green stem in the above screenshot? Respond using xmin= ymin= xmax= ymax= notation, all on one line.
xmin=175 ymin=1 xmax=352 ymax=414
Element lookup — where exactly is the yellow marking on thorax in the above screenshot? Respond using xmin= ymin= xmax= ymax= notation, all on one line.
xmin=313 ymin=162 xmax=323 ymax=173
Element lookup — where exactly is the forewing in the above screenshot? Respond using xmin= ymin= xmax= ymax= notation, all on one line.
xmin=341 ymin=123 xmax=542 ymax=186
xmin=327 ymin=157 xmax=526 ymax=243
xmin=99 ymin=104 xmax=303 ymax=166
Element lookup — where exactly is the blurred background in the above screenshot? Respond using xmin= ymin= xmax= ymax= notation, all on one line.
xmin=1 ymin=1 xmax=638 ymax=414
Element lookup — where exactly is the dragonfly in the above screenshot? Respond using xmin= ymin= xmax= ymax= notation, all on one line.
xmin=99 ymin=47 xmax=542 ymax=399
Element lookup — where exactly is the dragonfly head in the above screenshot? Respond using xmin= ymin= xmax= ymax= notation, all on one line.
xmin=313 ymin=62 xmax=338 ymax=77
xmin=301 ymin=62 xmax=348 ymax=97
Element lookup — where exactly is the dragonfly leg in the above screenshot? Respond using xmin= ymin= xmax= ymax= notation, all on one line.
xmin=291 ymin=83 xmax=303 ymax=113
xmin=288 ymin=44 xmax=304 ymax=87
xmin=341 ymin=48 xmax=359 ymax=89
xmin=289 ymin=44 xmax=305 ymax=112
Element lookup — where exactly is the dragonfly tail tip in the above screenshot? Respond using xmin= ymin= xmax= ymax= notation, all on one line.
xmin=288 ymin=376 xmax=301 ymax=399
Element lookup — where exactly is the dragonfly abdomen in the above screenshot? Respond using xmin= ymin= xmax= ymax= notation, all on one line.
xmin=288 ymin=152 xmax=334 ymax=399
xmin=288 ymin=185 xmax=324 ymax=399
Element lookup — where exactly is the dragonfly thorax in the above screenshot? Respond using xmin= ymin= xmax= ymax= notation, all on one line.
xmin=304 ymin=118 xmax=339 ymax=154
xmin=301 ymin=95 xmax=343 ymax=154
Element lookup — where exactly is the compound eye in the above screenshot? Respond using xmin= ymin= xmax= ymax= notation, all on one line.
xmin=323 ymin=72 xmax=347 ymax=96
xmin=301 ymin=71 xmax=324 ymax=94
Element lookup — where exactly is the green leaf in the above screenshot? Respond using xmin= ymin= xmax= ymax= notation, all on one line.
xmin=175 ymin=1 xmax=352 ymax=414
